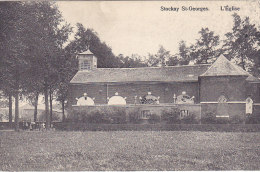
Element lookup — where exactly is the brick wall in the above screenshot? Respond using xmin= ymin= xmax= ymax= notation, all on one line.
xmin=68 ymin=82 xmax=199 ymax=107
xmin=199 ymin=76 xmax=248 ymax=102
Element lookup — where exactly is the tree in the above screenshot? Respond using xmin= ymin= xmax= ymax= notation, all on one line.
xmin=65 ymin=23 xmax=121 ymax=68
xmin=147 ymin=45 xmax=172 ymax=67
xmin=178 ymin=41 xmax=192 ymax=65
xmin=191 ymin=28 xmax=221 ymax=64
xmin=0 ymin=2 xmax=30 ymax=130
xmin=117 ymin=54 xmax=147 ymax=68
xmin=18 ymin=2 xmax=72 ymax=129
xmin=223 ymin=13 xmax=259 ymax=71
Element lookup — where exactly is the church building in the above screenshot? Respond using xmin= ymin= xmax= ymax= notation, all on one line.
xmin=68 ymin=49 xmax=260 ymax=121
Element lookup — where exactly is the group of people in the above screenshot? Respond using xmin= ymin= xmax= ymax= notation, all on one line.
xmin=21 ymin=121 xmax=47 ymax=131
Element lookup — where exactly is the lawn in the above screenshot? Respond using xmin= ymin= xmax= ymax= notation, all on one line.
xmin=0 ymin=131 xmax=260 ymax=171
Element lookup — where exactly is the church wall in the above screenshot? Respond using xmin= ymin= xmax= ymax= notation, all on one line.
xmin=246 ymin=83 xmax=260 ymax=103
xmin=199 ymin=76 xmax=248 ymax=102
xmin=68 ymin=81 xmax=199 ymax=106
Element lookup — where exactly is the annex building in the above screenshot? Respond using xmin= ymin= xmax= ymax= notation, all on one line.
xmin=68 ymin=49 xmax=260 ymax=121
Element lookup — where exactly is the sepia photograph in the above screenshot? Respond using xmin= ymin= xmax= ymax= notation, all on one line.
xmin=0 ymin=0 xmax=260 ymax=171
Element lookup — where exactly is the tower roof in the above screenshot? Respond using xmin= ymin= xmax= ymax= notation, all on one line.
xmin=78 ymin=49 xmax=93 ymax=55
xmin=200 ymin=55 xmax=249 ymax=77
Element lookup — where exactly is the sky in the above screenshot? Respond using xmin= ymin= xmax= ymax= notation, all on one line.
xmin=57 ymin=1 xmax=260 ymax=57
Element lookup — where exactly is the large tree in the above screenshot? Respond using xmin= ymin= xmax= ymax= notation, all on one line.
xmin=223 ymin=13 xmax=259 ymax=72
xmin=65 ymin=23 xmax=121 ymax=68
xmin=117 ymin=54 xmax=147 ymax=68
xmin=24 ymin=2 xmax=72 ymax=128
xmin=147 ymin=45 xmax=172 ymax=67
xmin=0 ymin=2 xmax=30 ymax=130
xmin=191 ymin=28 xmax=221 ymax=64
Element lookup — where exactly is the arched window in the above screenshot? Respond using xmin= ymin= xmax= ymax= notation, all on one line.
xmin=76 ymin=93 xmax=95 ymax=106
xmin=176 ymin=91 xmax=194 ymax=104
xmin=108 ymin=92 xmax=126 ymax=105
xmin=140 ymin=92 xmax=159 ymax=104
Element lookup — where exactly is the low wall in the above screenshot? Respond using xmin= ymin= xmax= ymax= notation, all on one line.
xmin=70 ymin=104 xmax=201 ymax=122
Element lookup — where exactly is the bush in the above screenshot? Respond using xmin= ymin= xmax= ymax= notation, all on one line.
xmin=107 ymin=107 xmax=127 ymax=124
xmin=201 ymin=111 xmax=230 ymax=124
xmin=69 ymin=107 xmax=127 ymax=124
xmin=128 ymin=108 xmax=142 ymax=124
xmin=246 ymin=114 xmax=260 ymax=124
xmin=230 ymin=115 xmax=244 ymax=124
xmin=201 ymin=111 xmax=216 ymax=124
xmin=161 ymin=108 xmax=181 ymax=124
xmin=181 ymin=113 xmax=198 ymax=124
xmin=148 ymin=114 xmax=161 ymax=124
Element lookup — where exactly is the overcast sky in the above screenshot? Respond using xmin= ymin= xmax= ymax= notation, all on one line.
xmin=57 ymin=1 xmax=260 ymax=57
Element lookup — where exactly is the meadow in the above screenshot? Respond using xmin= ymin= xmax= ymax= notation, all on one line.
xmin=0 ymin=131 xmax=260 ymax=171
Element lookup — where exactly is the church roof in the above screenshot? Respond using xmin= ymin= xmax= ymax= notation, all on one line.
xmin=70 ymin=64 xmax=211 ymax=84
xmin=246 ymin=75 xmax=260 ymax=83
xmin=78 ymin=49 xmax=93 ymax=55
xmin=200 ymin=55 xmax=249 ymax=77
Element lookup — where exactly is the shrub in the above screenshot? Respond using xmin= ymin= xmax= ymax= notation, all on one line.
xmin=181 ymin=113 xmax=198 ymax=124
xmin=128 ymin=108 xmax=142 ymax=124
xmin=148 ymin=114 xmax=161 ymax=124
xmin=201 ymin=111 xmax=216 ymax=124
xmin=202 ymin=111 xmax=230 ymax=124
xmin=106 ymin=107 xmax=127 ymax=124
xmin=161 ymin=108 xmax=181 ymax=124
xmin=246 ymin=114 xmax=260 ymax=124
xmin=230 ymin=115 xmax=244 ymax=124
xmin=215 ymin=117 xmax=229 ymax=124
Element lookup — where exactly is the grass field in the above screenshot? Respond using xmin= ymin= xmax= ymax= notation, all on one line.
xmin=0 ymin=131 xmax=260 ymax=171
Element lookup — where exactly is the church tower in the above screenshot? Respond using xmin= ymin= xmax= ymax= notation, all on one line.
xmin=78 ymin=49 xmax=97 ymax=71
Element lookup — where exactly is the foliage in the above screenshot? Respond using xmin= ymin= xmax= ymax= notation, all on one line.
xmin=181 ymin=113 xmax=198 ymax=124
xmin=201 ymin=111 xmax=230 ymax=124
xmin=146 ymin=45 xmax=172 ymax=67
xmin=128 ymin=108 xmax=142 ymax=124
xmin=223 ymin=13 xmax=259 ymax=71
xmin=71 ymin=107 xmax=127 ymax=124
xmin=245 ymin=114 xmax=260 ymax=124
xmin=229 ymin=115 xmax=244 ymax=124
xmin=38 ymin=110 xmax=61 ymax=122
xmin=65 ymin=23 xmax=121 ymax=68
xmin=190 ymin=28 xmax=221 ymax=64
xmin=117 ymin=54 xmax=147 ymax=68
xmin=148 ymin=114 xmax=161 ymax=124
xmin=161 ymin=108 xmax=181 ymax=124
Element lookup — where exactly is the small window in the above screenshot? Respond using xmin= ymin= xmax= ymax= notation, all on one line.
xmin=139 ymin=110 xmax=151 ymax=119
xmin=80 ymin=60 xmax=91 ymax=70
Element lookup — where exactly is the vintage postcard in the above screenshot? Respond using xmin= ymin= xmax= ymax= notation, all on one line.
xmin=0 ymin=0 xmax=260 ymax=171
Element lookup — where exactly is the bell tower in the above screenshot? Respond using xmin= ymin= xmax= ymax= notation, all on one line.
xmin=78 ymin=48 xmax=97 ymax=71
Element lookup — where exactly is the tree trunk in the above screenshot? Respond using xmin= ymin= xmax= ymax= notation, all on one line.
xmin=49 ymin=89 xmax=53 ymax=127
xmin=8 ymin=94 xmax=12 ymax=125
xmin=62 ymin=100 xmax=65 ymax=122
xmin=34 ymin=93 xmax=39 ymax=122
xmin=14 ymin=91 xmax=19 ymax=131
xmin=44 ymin=84 xmax=50 ymax=130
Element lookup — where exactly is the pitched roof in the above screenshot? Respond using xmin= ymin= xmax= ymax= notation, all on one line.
xmin=70 ymin=64 xmax=211 ymax=84
xmin=246 ymin=75 xmax=260 ymax=83
xmin=78 ymin=49 xmax=93 ymax=55
xmin=200 ymin=55 xmax=249 ymax=76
